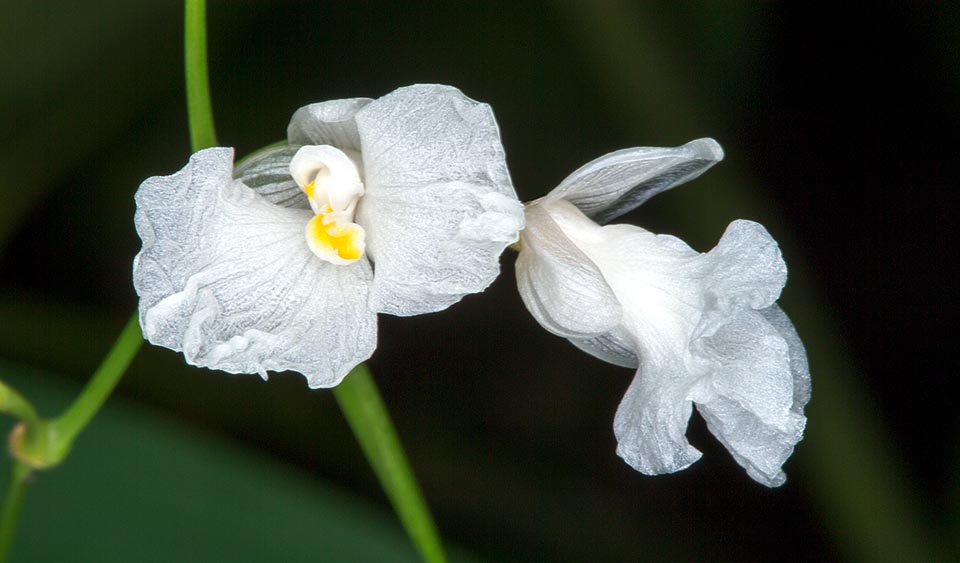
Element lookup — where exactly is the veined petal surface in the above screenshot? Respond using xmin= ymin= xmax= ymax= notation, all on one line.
xmin=516 ymin=202 xmax=622 ymax=338
xmin=535 ymin=201 xmax=803 ymax=485
xmin=544 ymin=139 xmax=724 ymax=225
xmin=287 ymin=97 xmax=373 ymax=151
xmin=234 ymin=144 xmax=309 ymax=209
xmin=355 ymin=84 xmax=523 ymax=315
xmin=359 ymin=181 xmax=523 ymax=315
xmin=356 ymin=84 xmax=514 ymax=195
xmin=133 ymin=148 xmax=377 ymax=388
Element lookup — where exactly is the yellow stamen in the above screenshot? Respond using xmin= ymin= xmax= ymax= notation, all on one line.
xmin=305 ymin=213 xmax=364 ymax=263
xmin=304 ymin=180 xmax=316 ymax=199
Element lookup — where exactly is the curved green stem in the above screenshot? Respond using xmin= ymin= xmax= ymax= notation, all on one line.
xmin=333 ymin=366 xmax=447 ymax=563
xmin=0 ymin=462 xmax=32 ymax=562
xmin=50 ymin=314 xmax=142 ymax=450
xmin=10 ymin=315 xmax=142 ymax=469
xmin=0 ymin=382 xmax=38 ymax=428
xmin=185 ymin=0 xmax=218 ymax=151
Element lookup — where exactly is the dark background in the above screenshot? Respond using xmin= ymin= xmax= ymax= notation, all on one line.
xmin=1 ymin=2 xmax=956 ymax=561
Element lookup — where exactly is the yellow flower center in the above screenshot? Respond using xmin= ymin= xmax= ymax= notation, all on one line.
xmin=290 ymin=146 xmax=366 ymax=265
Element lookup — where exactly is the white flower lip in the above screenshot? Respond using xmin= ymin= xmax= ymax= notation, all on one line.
xmin=515 ymin=140 xmax=810 ymax=487
xmin=133 ymin=84 xmax=524 ymax=388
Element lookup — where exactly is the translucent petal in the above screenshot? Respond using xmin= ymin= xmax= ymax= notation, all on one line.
xmin=287 ymin=97 xmax=373 ymax=151
xmin=133 ymin=148 xmax=377 ymax=388
xmin=233 ymin=144 xmax=309 ymax=209
xmin=354 ymin=84 xmax=514 ymax=198
xmin=570 ymin=326 xmax=638 ymax=368
xmin=544 ymin=139 xmax=724 ymax=224
xmin=760 ymin=304 xmax=812 ymax=409
xmin=516 ymin=202 xmax=622 ymax=338
xmin=358 ymin=181 xmax=523 ymax=315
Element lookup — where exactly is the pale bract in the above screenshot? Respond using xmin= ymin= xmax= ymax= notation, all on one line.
xmin=134 ymin=84 xmax=524 ymax=388
xmin=515 ymin=139 xmax=810 ymax=487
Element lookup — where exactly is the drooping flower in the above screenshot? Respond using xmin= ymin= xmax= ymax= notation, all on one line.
xmin=134 ymin=84 xmax=524 ymax=388
xmin=515 ymin=139 xmax=810 ymax=486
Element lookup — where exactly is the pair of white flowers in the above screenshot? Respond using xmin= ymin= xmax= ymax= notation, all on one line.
xmin=134 ymin=84 xmax=809 ymax=487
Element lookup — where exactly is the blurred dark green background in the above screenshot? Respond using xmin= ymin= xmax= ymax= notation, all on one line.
xmin=1 ymin=2 xmax=956 ymax=562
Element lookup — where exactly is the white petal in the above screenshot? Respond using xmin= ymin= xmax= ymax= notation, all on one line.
xmin=353 ymin=84 xmax=523 ymax=316
xmin=614 ymin=367 xmax=703 ymax=475
xmin=695 ymin=304 xmax=810 ymax=487
xmin=569 ymin=327 xmax=638 ymax=368
xmin=516 ymin=202 xmax=622 ymax=338
xmin=287 ymin=97 xmax=373 ymax=151
xmin=355 ymin=84 xmax=515 ymax=198
xmin=544 ymin=139 xmax=724 ymax=224
xmin=233 ymin=144 xmax=309 ymax=209
xmin=540 ymin=203 xmax=796 ymax=479
xmin=760 ymin=304 xmax=812 ymax=410
xmin=358 ymin=181 xmax=524 ymax=315
xmin=692 ymin=308 xmax=806 ymax=487
xmin=133 ymin=148 xmax=377 ymax=388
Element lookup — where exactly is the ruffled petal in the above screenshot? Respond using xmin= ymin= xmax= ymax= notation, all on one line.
xmin=287 ymin=97 xmax=373 ymax=151
xmin=614 ymin=366 xmax=703 ymax=475
xmin=692 ymin=307 xmax=807 ymax=487
xmin=358 ymin=181 xmax=523 ymax=315
xmin=354 ymin=84 xmax=522 ymax=315
xmin=693 ymin=304 xmax=810 ymax=486
xmin=355 ymin=84 xmax=514 ymax=197
xmin=516 ymin=202 xmax=622 ymax=338
xmin=537 ymin=202 xmax=798 ymax=481
xmin=133 ymin=148 xmax=377 ymax=388
xmin=760 ymin=304 xmax=812 ymax=410
xmin=233 ymin=144 xmax=309 ymax=209
xmin=544 ymin=139 xmax=724 ymax=225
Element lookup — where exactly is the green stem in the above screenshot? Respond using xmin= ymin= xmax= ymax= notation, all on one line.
xmin=0 ymin=382 xmax=39 ymax=428
xmin=184 ymin=0 xmax=218 ymax=152
xmin=10 ymin=315 xmax=142 ymax=468
xmin=49 ymin=314 xmax=142 ymax=450
xmin=333 ymin=366 xmax=447 ymax=563
xmin=0 ymin=462 xmax=32 ymax=562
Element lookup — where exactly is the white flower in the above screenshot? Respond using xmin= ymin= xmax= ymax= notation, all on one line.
xmin=515 ymin=139 xmax=810 ymax=486
xmin=134 ymin=84 xmax=524 ymax=388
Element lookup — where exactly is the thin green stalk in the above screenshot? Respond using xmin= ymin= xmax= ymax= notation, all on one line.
xmin=333 ymin=366 xmax=447 ymax=563
xmin=0 ymin=382 xmax=39 ymax=428
xmin=9 ymin=314 xmax=142 ymax=469
xmin=1 ymin=2 xmax=217 ymax=559
xmin=50 ymin=314 xmax=142 ymax=449
xmin=185 ymin=0 xmax=218 ymax=151
xmin=0 ymin=462 xmax=31 ymax=562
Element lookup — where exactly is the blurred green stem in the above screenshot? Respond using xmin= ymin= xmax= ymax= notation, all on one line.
xmin=333 ymin=366 xmax=447 ymax=563
xmin=0 ymin=315 xmax=141 ymax=561
xmin=0 ymin=382 xmax=38 ymax=428
xmin=48 ymin=315 xmax=142 ymax=452
xmin=0 ymin=462 xmax=31 ymax=562
xmin=9 ymin=315 xmax=141 ymax=470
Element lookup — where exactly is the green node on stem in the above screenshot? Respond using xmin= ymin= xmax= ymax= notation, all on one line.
xmin=8 ymin=420 xmax=68 ymax=471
